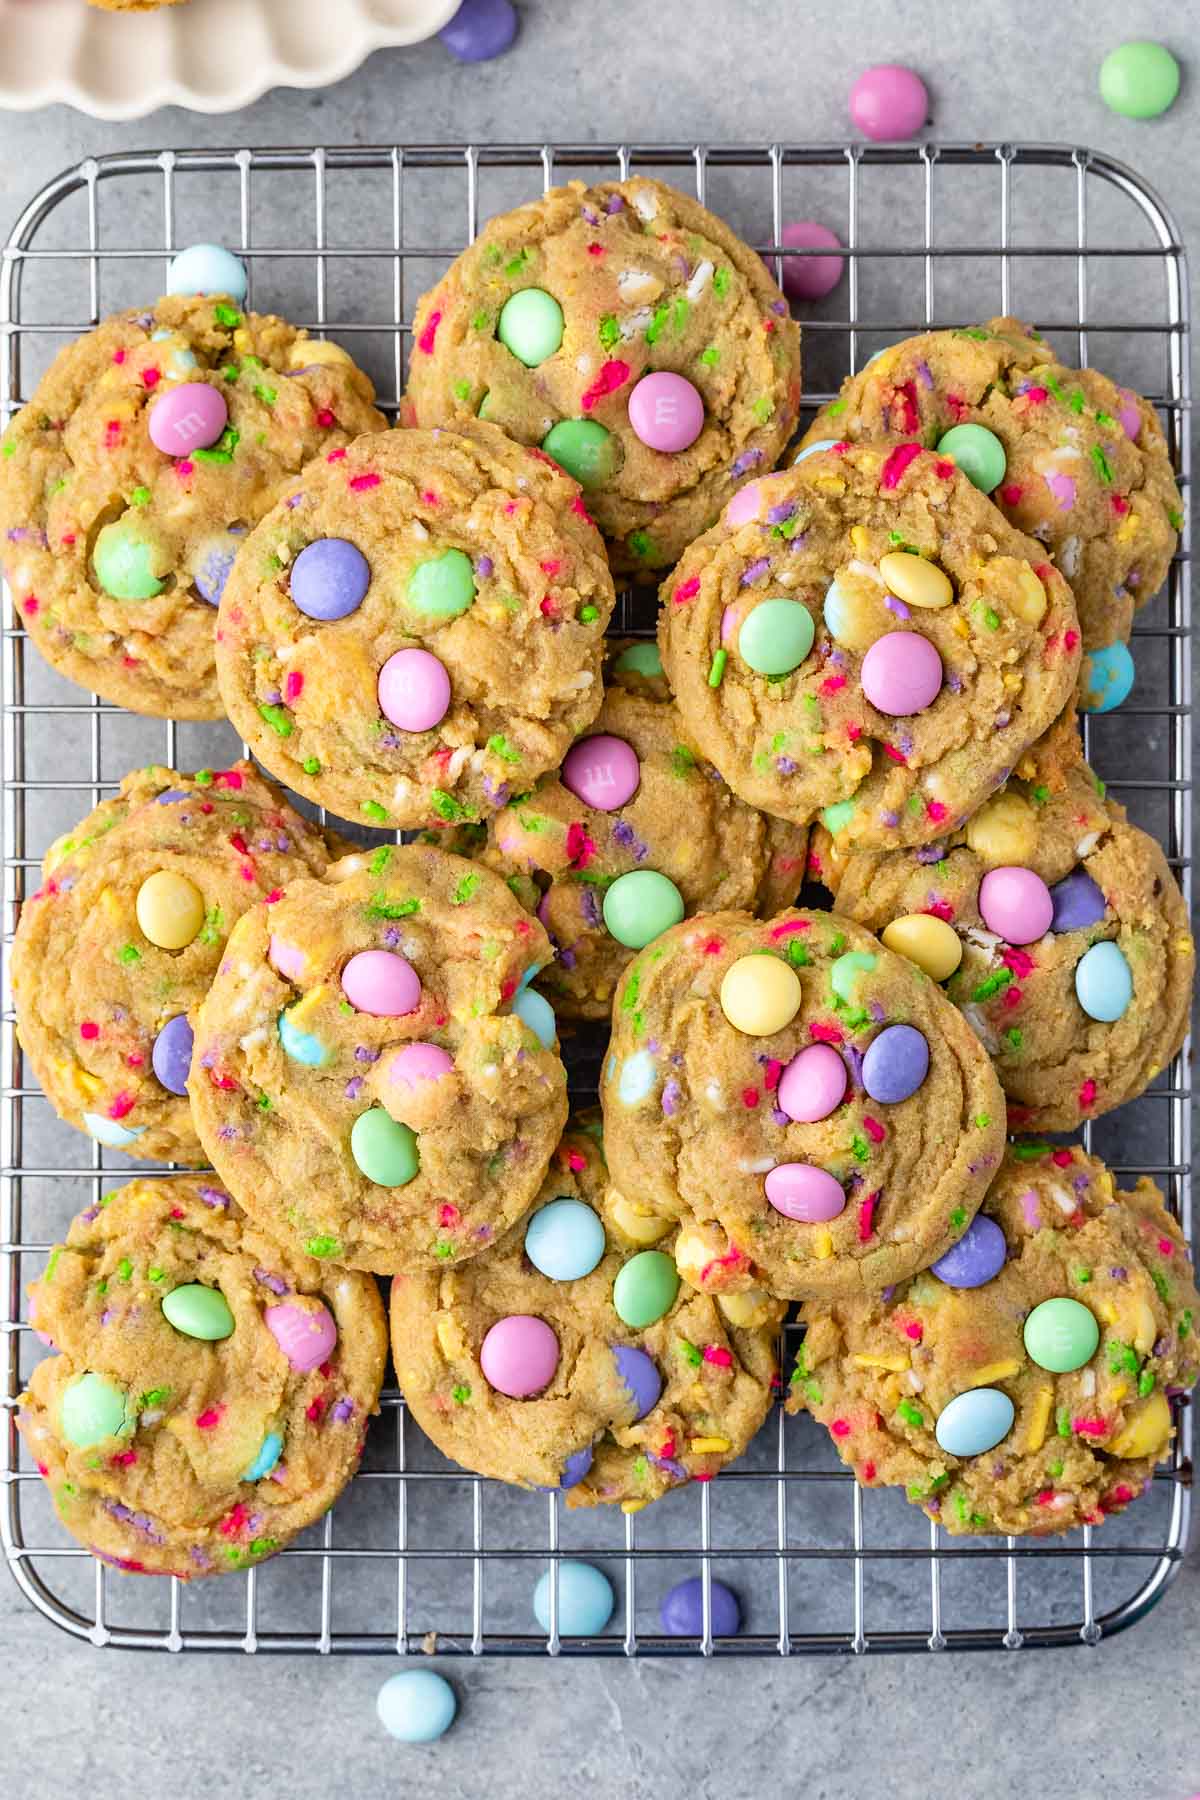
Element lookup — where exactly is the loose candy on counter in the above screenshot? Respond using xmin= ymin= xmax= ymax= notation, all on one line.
xmin=148 ymin=382 xmax=229 ymax=458
xmin=533 ymin=1560 xmax=614 ymax=1636
xmin=135 ymin=870 xmax=206 ymax=950
xmin=1081 ymin=640 xmax=1136 ymax=713
xmin=59 ymin=1371 xmax=127 ymax=1448
xmin=776 ymin=220 xmax=844 ymax=301
xmin=480 ymin=1314 xmax=560 ymax=1397
xmin=929 ymin=1213 xmax=1007 ymax=1288
xmin=151 ymin=1014 xmax=194 ymax=1096
xmin=861 ymin=1024 xmax=929 ymax=1104
xmin=166 ymin=243 xmax=249 ymax=302
xmin=1099 ymin=41 xmax=1181 ymax=119
xmin=934 ymin=1388 xmax=1015 ymax=1458
xmin=438 ymin=0 xmax=518 ymax=63
xmin=1023 ymin=1296 xmax=1100 ymax=1373
xmin=376 ymin=1669 xmax=459 ymax=1743
xmin=497 ymin=287 xmax=565 ymax=367
xmin=602 ymin=869 xmax=685 ymax=949
xmin=561 ymin=733 xmax=641 ymax=811
xmin=777 ymin=1042 xmax=848 ymax=1123
xmin=627 ymin=371 xmax=705 ymax=453
xmin=738 ymin=597 xmax=816 ymax=675
xmin=407 ymin=548 xmax=477 ymax=618
xmin=935 ymin=423 xmax=1006 ymax=494
xmin=880 ymin=913 xmax=962 ymax=982
xmin=161 ymin=1282 xmax=236 ymax=1341
xmin=977 ymin=866 xmax=1054 ymax=944
xmin=612 ymin=1250 xmax=680 ymax=1328
xmin=860 ymin=631 xmax=943 ymax=715
xmin=291 ymin=537 xmax=371 ymax=621
xmin=660 ymin=1575 xmax=742 ymax=1637
xmin=1074 ymin=940 xmax=1133 ymax=1021
xmin=341 ymin=950 xmax=422 ymax=1018
xmin=611 ymin=1344 xmax=663 ymax=1421
xmin=524 ymin=1197 xmax=606 ymax=1282
xmin=719 ymin=953 xmax=802 ymax=1036
xmin=351 ymin=1108 xmax=421 ymax=1187
xmin=377 ymin=647 xmax=452 ymax=733
xmin=764 ymin=1163 xmax=846 ymax=1223
xmin=264 ymin=1300 xmax=338 ymax=1372
xmin=849 ymin=64 xmax=930 ymax=141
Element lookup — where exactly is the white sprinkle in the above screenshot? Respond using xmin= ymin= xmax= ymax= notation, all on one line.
xmin=1080 ymin=1368 xmax=1096 ymax=1398
xmin=704 ymin=1080 xmax=725 ymax=1109
xmin=738 ymin=1157 xmax=777 ymax=1174
xmin=847 ymin=558 xmax=885 ymax=587
xmin=445 ymin=745 xmax=471 ymax=782
xmin=1058 ymin=534 xmax=1081 ymax=578
xmin=1075 ymin=831 xmax=1101 ymax=857
xmin=238 ymin=1025 xmax=270 ymax=1052
xmin=686 ymin=259 xmax=714 ymax=302
xmin=905 ymin=1370 xmax=924 ymax=1393
xmin=964 ymin=925 xmax=1003 ymax=954
xmin=1050 ymin=1184 xmax=1076 ymax=1215
xmin=576 ymin=352 xmax=596 ymax=377
xmin=391 ymin=776 xmax=415 ymax=808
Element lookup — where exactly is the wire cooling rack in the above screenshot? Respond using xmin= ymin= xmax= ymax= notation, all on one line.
xmin=0 ymin=142 xmax=1192 ymax=1657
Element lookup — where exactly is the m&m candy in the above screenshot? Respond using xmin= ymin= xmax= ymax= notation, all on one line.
xmin=628 ymin=371 xmax=705 ymax=453
xmin=1023 ymin=1297 xmax=1099 ymax=1372
xmin=611 ymin=1345 xmax=662 ymax=1421
xmin=533 ymin=1561 xmax=613 ymax=1636
xmin=561 ymin=734 xmax=640 ymax=810
xmin=862 ymin=1024 xmax=929 ymax=1103
xmin=480 ymin=1314 xmax=559 ymax=1397
xmin=930 ymin=1214 xmax=1007 ymax=1288
xmin=149 ymin=382 xmax=228 ymax=458
xmin=777 ymin=220 xmax=844 ymax=301
xmin=407 ymin=549 xmax=477 ymax=618
xmin=377 ymin=647 xmax=451 ymax=733
xmin=848 ymin=64 xmax=929 ymax=141
xmin=542 ymin=418 xmax=618 ymax=488
xmin=376 ymin=1669 xmax=458 ymax=1743
xmin=661 ymin=1576 xmax=742 ymax=1637
xmin=934 ymin=1388 xmax=1015 ymax=1458
xmin=166 ymin=243 xmax=248 ymax=302
xmin=860 ymin=631 xmax=943 ymax=714
xmin=498 ymin=288 xmax=564 ymax=367
xmin=764 ymin=1163 xmax=845 ymax=1223
xmin=738 ymin=598 xmax=815 ymax=675
xmin=151 ymin=1014 xmax=194 ymax=1095
xmin=777 ymin=1043 xmax=847 ymax=1123
xmin=350 ymin=1108 xmax=419 ymax=1186
xmin=881 ymin=914 xmax=962 ymax=981
xmin=60 ymin=1372 xmax=127 ymax=1448
xmin=935 ymin=424 xmax=1006 ymax=494
xmin=135 ymin=871 xmax=205 ymax=949
xmin=1074 ymin=940 xmax=1133 ymax=1021
xmin=977 ymin=867 xmax=1054 ymax=944
xmin=341 ymin=949 xmax=421 ymax=1017
xmin=602 ymin=870 xmax=684 ymax=949
xmin=1049 ymin=869 xmax=1107 ymax=932
xmin=524 ymin=1198 xmax=606 ymax=1282
xmin=1099 ymin=41 xmax=1180 ymax=119
xmin=291 ymin=538 xmax=370 ymax=621
xmin=612 ymin=1251 xmax=679 ymax=1328
xmin=719 ymin=954 xmax=802 ymax=1036
xmin=264 ymin=1300 xmax=338 ymax=1371
xmin=161 ymin=1282 xmax=235 ymax=1341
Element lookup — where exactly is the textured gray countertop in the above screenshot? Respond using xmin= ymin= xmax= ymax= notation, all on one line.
xmin=1 ymin=3 xmax=1197 ymax=1795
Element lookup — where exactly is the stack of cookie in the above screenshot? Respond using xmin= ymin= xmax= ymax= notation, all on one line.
xmin=4 ymin=175 xmax=1194 ymax=1578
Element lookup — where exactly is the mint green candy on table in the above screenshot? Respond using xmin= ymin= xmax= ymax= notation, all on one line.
xmin=498 ymin=287 xmax=565 ymax=366
xmin=1099 ymin=41 xmax=1180 ymax=118
xmin=612 ymin=1249 xmax=680 ymax=1328
xmin=350 ymin=1107 xmax=420 ymax=1186
xmin=407 ymin=548 xmax=477 ymax=618
xmin=935 ymin=423 xmax=1007 ymax=494
xmin=1022 ymin=1296 xmax=1100 ymax=1373
xmin=602 ymin=869 xmax=685 ymax=949
xmin=738 ymin=598 xmax=815 ymax=675
xmin=92 ymin=519 xmax=169 ymax=599
xmin=60 ymin=1371 xmax=128 ymax=1448
xmin=541 ymin=417 xmax=618 ymax=488
xmin=161 ymin=1283 xmax=235 ymax=1341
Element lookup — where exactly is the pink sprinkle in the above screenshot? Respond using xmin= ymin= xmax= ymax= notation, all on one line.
xmin=769 ymin=918 xmax=809 ymax=941
xmin=79 ymin=1021 xmax=99 ymax=1040
xmin=672 ymin=576 xmax=700 ymax=605
xmin=306 ymin=1397 xmax=325 ymax=1422
xmin=566 ymin=1149 xmax=586 ymax=1173
xmin=830 ymin=1418 xmax=852 ymax=1439
xmin=1024 ymin=386 xmax=1048 ymax=405
xmin=570 ymin=495 xmax=595 ymax=526
xmin=858 ymin=1192 xmax=878 ymax=1242
xmin=539 ymin=594 xmax=560 ymax=618
xmin=808 ymin=1020 xmax=844 ymax=1045
xmin=923 ymin=900 xmax=954 ymax=923
xmin=862 ymin=1116 xmax=885 ymax=1144
xmin=934 ymin=459 xmax=955 ymax=480
xmin=417 ymin=309 xmax=442 ymax=354
xmin=880 ymin=443 xmax=922 ymax=490
xmin=1110 ymin=1483 xmax=1135 ymax=1505
xmin=699 ymin=1245 xmax=747 ymax=1285
xmin=742 ymin=1087 xmax=760 ymax=1109
xmin=349 ymin=473 xmax=380 ymax=492
xmin=111 ymin=1449 xmax=137 ymax=1467
xmin=1020 ymin=1189 xmax=1042 ymax=1230
xmin=219 ymin=1503 xmax=249 ymax=1538
xmin=540 ymin=559 xmax=562 ymax=577
xmin=142 ymin=367 xmax=161 ymax=389
xmin=883 ymin=744 xmax=907 ymax=766
xmin=1002 ymin=985 xmax=1022 ymax=1010
xmin=565 ymin=821 xmax=596 ymax=868
xmin=1000 ymin=947 xmax=1034 ymax=978
xmin=1035 ymin=1489 xmax=1055 ymax=1507
xmin=196 ymin=1407 xmax=223 ymax=1430
xmin=925 ymin=800 xmax=948 ymax=823
xmin=213 ymin=769 xmax=243 ymax=788
xmin=862 ymin=1460 xmax=876 ymax=1480
xmin=421 ymin=490 xmax=439 ymax=507
xmin=1044 ymin=471 xmax=1076 ymax=511
xmin=107 ymin=1091 xmax=136 ymax=1121
xmin=316 ymin=408 xmax=336 ymax=428
xmin=703 ymin=1345 xmax=734 ymax=1367
xmin=104 ymin=421 xmax=122 ymax=448
xmin=902 ymin=1320 xmax=922 ymax=1342
xmin=176 ymin=460 xmax=195 ymax=479
xmin=846 ymin=722 xmax=862 ymax=742
xmin=580 ymin=359 xmax=631 ymax=411
xmin=1051 ymin=1149 xmax=1074 ymax=1168
xmin=22 ymin=595 xmax=38 ymax=615
xmin=126 ymin=1053 xmax=144 ymax=1068
xmin=326 ymin=447 xmax=347 ymax=462
xmin=1000 ymin=482 xmax=1023 ymax=506
xmin=700 ymin=936 xmax=725 ymax=956
xmin=1157 ymin=1237 xmax=1174 ymax=1258
xmin=821 ymin=674 xmax=847 ymax=696
xmin=1064 ymin=628 xmax=1079 ymax=652
xmin=1078 ymin=1078 xmax=1097 ymax=1109
xmin=1072 ymin=1417 xmax=1109 ymax=1437
xmin=1111 ymin=494 xmax=1130 ymax=516
xmin=284 ymin=671 xmax=304 ymax=702
xmin=265 ymin=888 xmax=283 ymax=904
xmin=113 ymin=348 xmax=126 ymax=365
xmin=439 ymin=1204 xmax=460 ymax=1228
xmin=61 ymin=534 xmax=76 ymax=547
xmin=586 ymin=242 xmax=605 ymax=257
xmin=763 ymin=1059 xmax=782 ymax=1092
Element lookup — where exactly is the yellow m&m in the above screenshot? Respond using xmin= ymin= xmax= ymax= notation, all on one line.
xmin=719 ymin=954 xmax=802 ymax=1036
xmin=878 ymin=551 xmax=954 ymax=610
xmin=881 ymin=913 xmax=962 ymax=982
xmin=135 ymin=871 xmax=206 ymax=950
xmin=963 ymin=791 xmax=1039 ymax=867
xmin=608 ymin=1194 xmax=674 ymax=1246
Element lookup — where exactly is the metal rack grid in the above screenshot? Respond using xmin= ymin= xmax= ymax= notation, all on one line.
xmin=0 ymin=142 xmax=1192 ymax=1657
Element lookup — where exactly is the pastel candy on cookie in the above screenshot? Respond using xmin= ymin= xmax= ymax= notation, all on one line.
xmin=340 ymin=949 xmax=421 ymax=1017
xmin=880 ymin=913 xmax=962 ymax=981
xmin=627 ymin=372 xmax=705 ymax=453
xmin=265 ymin=1299 xmax=338 ymax=1372
xmin=407 ymin=548 xmax=477 ymax=618
xmin=861 ymin=1024 xmax=929 ymax=1103
xmin=935 ymin=424 xmax=1006 ymax=494
xmin=611 ymin=1344 xmax=662 ymax=1420
xmin=290 ymin=538 xmax=370 ymax=621
xmin=738 ymin=598 xmax=815 ymax=675
xmin=148 ymin=383 xmax=228 ymax=457
xmin=498 ymin=288 xmax=564 ymax=367
xmin=977 ymin=866 xmax=1053 ymax=944
xmin=603 ymin=870 xmax=685 ymax=949
xmin=561 ymin=734 xmax=640 ymax=810
xmin=151 ymin=1014 xmax=194 ymax=1095
xmin=1049 ymin=868 xmax=1107 ymax=932
xmin=724 ymin=481 xmax=763 ymax=526
xmin=934 ymin=1388 xmax=1015 ymax=1458
xmin=278 ymin=1006 xmax=330 ymax=1067
xmin=161 ymin=1282 xmax=235 ymax=1341
xmin=765 ymin=1163 xmax=846 ymax=1222
xmin=612 ymin=1250 xmax=679 ymax=1328
xmin=719 ymin=953 xmax=802 ymax=1036
xmin=860 ymin=631 xmax=943 ymax=715
xmin=777 ymin=1043 xmax=847 ymax=1123
xmin=541 ymin=418 xmax=619 ymax=488
xmin=379 ymin=1042 xmax=454 ymax=1091
xmin=135 ymin=871 xmax=206 ymax=949
xmin=1082 ymin=641 xmax=1135 ymax=713
xmin=377 ymin=647 xmax=451 ymax=733
xmin=60 ymin=1372 xmax=128 ymax=1448
xmin=350 ymin=1107 xmax=420 ymax=1186
xmin=480 ymin=1314 xmax=560 ymax=1397
xmin=1023 ymin=1296 xmax=1099 ymax=1372
xmin=166 ymin=243 xmax=249 ymax=302
xmin=513 ymin=986 xmax=557 ymax=1049
xmin=1074 ymin=940 xmax=1133 ymax=1021
xmin=93 ymin=519 xmax=169 ymax=600
xmin=929 ymin=1213 xmax=1007 ymax=1288
xmin=524 ymin=1198 xmax=606 ymax=1282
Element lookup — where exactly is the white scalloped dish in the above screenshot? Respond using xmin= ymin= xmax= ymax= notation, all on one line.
xmin=0 ymin=0 xmax=459 ymax=119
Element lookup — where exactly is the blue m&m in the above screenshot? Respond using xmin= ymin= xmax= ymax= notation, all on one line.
xmin=524 ymin=1198 xmax=605 ymax=1282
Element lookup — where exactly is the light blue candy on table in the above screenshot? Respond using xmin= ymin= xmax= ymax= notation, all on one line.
xmin=166 ymin=243 xmax=248 ymax=304
xmin=1080 ymin=640 xmax=1135 ymax=713
xmin=376 ymin=1669 xmax=458 ymax=1743
xmin=1074 ymin=940 xmax=1133 ymax=1022
xmin=533 ymin=1560 xmax=614 ymax=1636
xmin=524 ymin=1197 xmax=605 ymax=1282
xmin=513 ymin=986 xmax=556 ymax=1049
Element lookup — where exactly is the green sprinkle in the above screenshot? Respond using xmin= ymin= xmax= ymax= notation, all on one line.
xmin=305 ymin=1235 xmax=341 ymax=1259
xmin=451 ymin=1383 xmax=471 ymax=1405
xmin=253 ymin=384 xmax=277 ymax=408
xmin=974 ymin=1114 xmax=991 ymax=1130
xmin=117 ymin=1257 xmax=133 ymax=1282
xmin=1005 ymin=1028 xmax=1024 ymax=1049
xmin=954 ymin=327 xmax=990 ymax=342
xmin=949 ymin=1207 xmax=967 ymax=1229
xmin=117 ymin=944 xmax=141 ymax=966
xmin=368 ymin=845 xmax=393 ymax=876
xmin=579 ymin=604 xmax=599 ymax=623
xmin=896 ymin=1401 xmax=924 ymax=1429
xmin=784 ymin=937 xmax=809 ymax=968
xmin=452 ymin=873 xmax=480 ymax=906
xmin=1049 ymin=1460 xmax=1064 ymax=1477
xmin=627 ymin=528 xmax=655 ymax=560
xmin=129 ymin=486 xmax=151 ymax=507
xmin=249 ymin=1538 xmax=279 ymax=1558
xmin=1180 ymin=1309 xmax=1192 ymax=1337
xmin=147 ymin=1266 xmax=165 ymax=1282
xmin=193 ymin=426 xmax=240 ymax=465
xmin=850 ymin=1133 xmax=869 ymax=1164
xmin=1012 ymin=1142 xmax=1051 ymax=1161
xmin=302 ymin=756 xmax=321 ymax=776
xmin=213 ymin=303 xmax=242 ymax=328
xmin=1168 ymin=507 xmax=1184 ymax=531
xmin=983 ymin=607 xmax=1001 ymax=631
xmin=633 ymin=1454 xmax=649 ymax=1483
xmin=221 ymin=363 xmax=240 ymax=382
xmin=678 ymin=1338 xmax=703 ymax=1368
xmin=1095 ymin=410 xmax=1116 ymax=429
xmin=1152 ymin=1268 xmax=1170 ymax=1303
xmin=699 ymin=345 xmax=720 ymax=366
xmin=621 ymin=972 xmax=641 ymax=1013
xmin=139 ymin=1387 xmax=170 ymax=1409
xmin=1056 ymin=1407 xmax=1072 ymax=1439
xmin=1090 ymin=445 xmax=1113 ymax=484
xmin=434 ymin=1240 xmax=455 ymax=1260
xmin=257 ymin=1093 xmax=272 ymax=1111
xmin=752 ymin=396 xmax=774 ymax=424
xmin=1107 ymin=1341 xmax=1139 ymax=1376
xmin=670 ymin=745 xmax=696 ymax=777
xmin=198 ymin=904 xmax=224 ymax=947
xmin=1073 ymin=1266 xmax=1092 ymax=1284
xmin=257 ymin=702 xmax=293 ymax=738
xmin=504 ymin=248 xmax=531 ymax=278
xmin=430 ymin=788 xmax=469 ymax=823
xmin=194 ymin=769 xmax=214 ymax=786
xmin=971 ymin=969 xmax=1013 ymax=1002
xmin=707 ymin=647 xmax=727 ymax=688
xmin=599 ymin=314 xmax=620 ymax=350
xmin=1068 ymin=388 xmax=1086 ymax=414
xmin=1030 ymin=784 xmax=1049 ymax=805
xmin=486 ymin=733 xmax=521 ymax=765
xmin=713 ymin=266 xmax=731 ymax=299
xmin=469 ymin=308 xmax=492 ymax=332
xmin=1138 ymin=1369 xmax=1156 ymax=1398
xmin=1 ymin=441 xmax=13 ymax=458
xmin=672 ymin=297 xmax=689 ymax=334
xmin=826 ymin=398 xmax=846 ymax=417
xmin=452 ymin=378 xmax=472 ymax=402
xmin=646 ymin=304 xmax=670 ymax=346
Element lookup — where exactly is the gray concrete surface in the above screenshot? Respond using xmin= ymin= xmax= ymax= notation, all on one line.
xmin=1 ymin=2 xmax=1198 ymax=1795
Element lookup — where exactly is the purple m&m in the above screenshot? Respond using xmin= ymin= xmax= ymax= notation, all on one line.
xmin=661 ymin=1576 xmax=742 ymax=1638
xmin=341 ymin=949 xmax=421 ymax=1017
xmin=480 ymin=1315 xmax=559 ymax=1398
xmin=151 ymin=1013 xmax=193 ymax=1096
xmin=628 ymin=372 xmax=705 ymax=453
xmin=978 ymin=866 xmax=1053 ymax=944
xmin=149 ymin=382 xmax=228 ymax=457
xmin=612 ymin=1345 xmax=662 ymax=1421
xmin=861 ymin=631 xmax=943 ymax=715
xmin=561 ymin=733 xmax=640 ymax=811
xmin=1049 ymin=868 xmax=1107 ymax=933
xmin=438 ymin=0 xmax=518 ymax=62
xmin=778 ymin=220 xmax=845 ymax=301
xmin=849 ymin=65 xmax=930 ymax=141
xmin=777 ymin=1043 xmax=848 ymax=1123
xmin=862 ymin=1024 xmax=929 ymax=1103
xmin=382 ymin=1041 xmax=454 ymax=1091
xmin=265 ymin=1300 xmax=337 ymax=1372
xmin=378 ymin=647 xmax=451 ymax=732
xmin=559 ymin=1445 xmax=593 ymax=1489
xmin=765 ymin=1163 xmax=846 ymax=1223
xmin=929 ymin=1213 xmax=1007 ymax=1288
xmin=291 ymin=538 xmax=370 ymax=621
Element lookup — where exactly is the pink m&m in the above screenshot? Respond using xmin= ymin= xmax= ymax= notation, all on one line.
xmin=724 ymin=482 xmax=762 ymax=528
xmin=148 ymin=382 xmax=228 ymax=456
xmin=778 ymin=221 xmax=845 ymax=301
xmin=765 ymin=1163 xmax=846 ymax=1223
xmin=849 ymin=65 xmax=930 ymax=141
xmin=382 ymin=1042 xmax=454 ymax=1090
xmin=341 ymin=949 xmax=421 ymax=1017
xmin=264 ymin=1300 xmax=338 ymax=1372
xmin=628 ymin=372 xmax=705 ymax=453
xmin=561 ymin=733 xmax=640 ymax=811
xmin=378 ymin=647 xmax=451 ymax=732
xmin=861 ymin=631 xmax=943 ymax=715
xmin=777 ymin=1043 xmax=848 ymax=1123
xmin=480 ymin=1315 xmax=559 ymax=1398
xmin=268 ymin=935 xmax=306 ymax=981
xmin=978 ymin=866 xmax=1054 ymax=945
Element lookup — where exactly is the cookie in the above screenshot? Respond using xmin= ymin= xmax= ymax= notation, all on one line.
xmin=801 ymin=317 xmax=1182 ymax=664
xmin=189 ymin=844 xmax=568 ymax=1275
xmin=469 ymin=640 xmax=807 ymax=1019
xmin=11 ymin=762 xmax=337 ymax=1164
xmin=0 ymin=295 xmax=384 ymax=717
xmin=18 ymin=1174 xmax=386 ymax=1577
xmin=599 ymin=907 xmax=1006 ymax=1303
xmin=657 ymin=443 xmax=1081 ymax=850
xmin=786 ymin=1144 xmax=1199 ymax=1536
xmin=215 ymin=420 xmax=614 ymax=830
xmin=390 ymin=1116 xmax=783 ymax=1505
xmin=813 ymin=712 xmax=1194 ymax=1131
xmin=402 ymin=177 xmax=801 ymax=575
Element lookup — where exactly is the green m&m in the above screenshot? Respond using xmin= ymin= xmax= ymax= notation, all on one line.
xmin=60 ymin=1371 xmax=128 ymax=1448
xmin=613 ymin=1250 xmax=680 ymax=1328
xmin=936 ymin=423 xmax=1007 ymax=494
xmin=602 ymin=869 xmax=685 ymax=950
xmin=351 ymin=1107 xmax=419 ymax=1186
xmin=830 ymin=949 xmax=877 ymax=1004
xmin=161 ymin=1282 xmax=235 ymax=1341
xmin=541 ymin=419 xmax=619 ymax=489
xmin=407 ymin=548 xmax=477 ymax=618
xmin=738 ymin=598 xmax=815 ymax=675
xmin=613 ymin=641 xmax=662 ymax=678
xmin=92 ymin=519 xmax=170 ymax=600
xmin=1099 ymin=42 xmax=1180 ymax=119
xmin=1023 ymin=1296 xmax=1100 ymax=1373
xmin=498 ymin=288 xmax=564 ymax=367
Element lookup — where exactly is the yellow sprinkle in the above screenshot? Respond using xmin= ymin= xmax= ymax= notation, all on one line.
xmin=1110 ymin=1381 xmax=1129 ymax=1403
xmin=1098 ymin=1173 xmax=1115 ymax=1200
xmin=1002 ymin=671 xmax=1022 ymax=691
xmin=1096 ymin=1300 xmax=1118 ymax=1326
xmin=98 ymin=886 xmax=121 ymax=921
xmin=1115 ymin=514 xmax=1140 ymax=544
xmin=849 ymin=525 xmax=871 ymax=553
xmin=233 ymin=327 xmax=253 ymax=353
xmin=814 ymin=476 xmax=846 ymax=496
xmin=850 ymin=1352 xmax=910 ymax=1372
xmin=1024 ymin=1386 xmax=1053 ymax=1452
xmin=1176 ymin=936 xmax=1194 ymax=957
xmin=811 ymin=1227 xmax=833 ymax=1260
xmin=689 ymin=1437 xmax=731 ymax=1454
xmin=966 ymin=1359 xmax=1021 ymax=1387
xmin=952 ymin=616 xmax=970 ymax=639
xmin=621 ymin=1498 xmax=649 ymax=1514
xmin=54 ymin=1058 xmax=102 ymax=1102
xmin=287 ymin=984 xmax=328 ymax=1023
